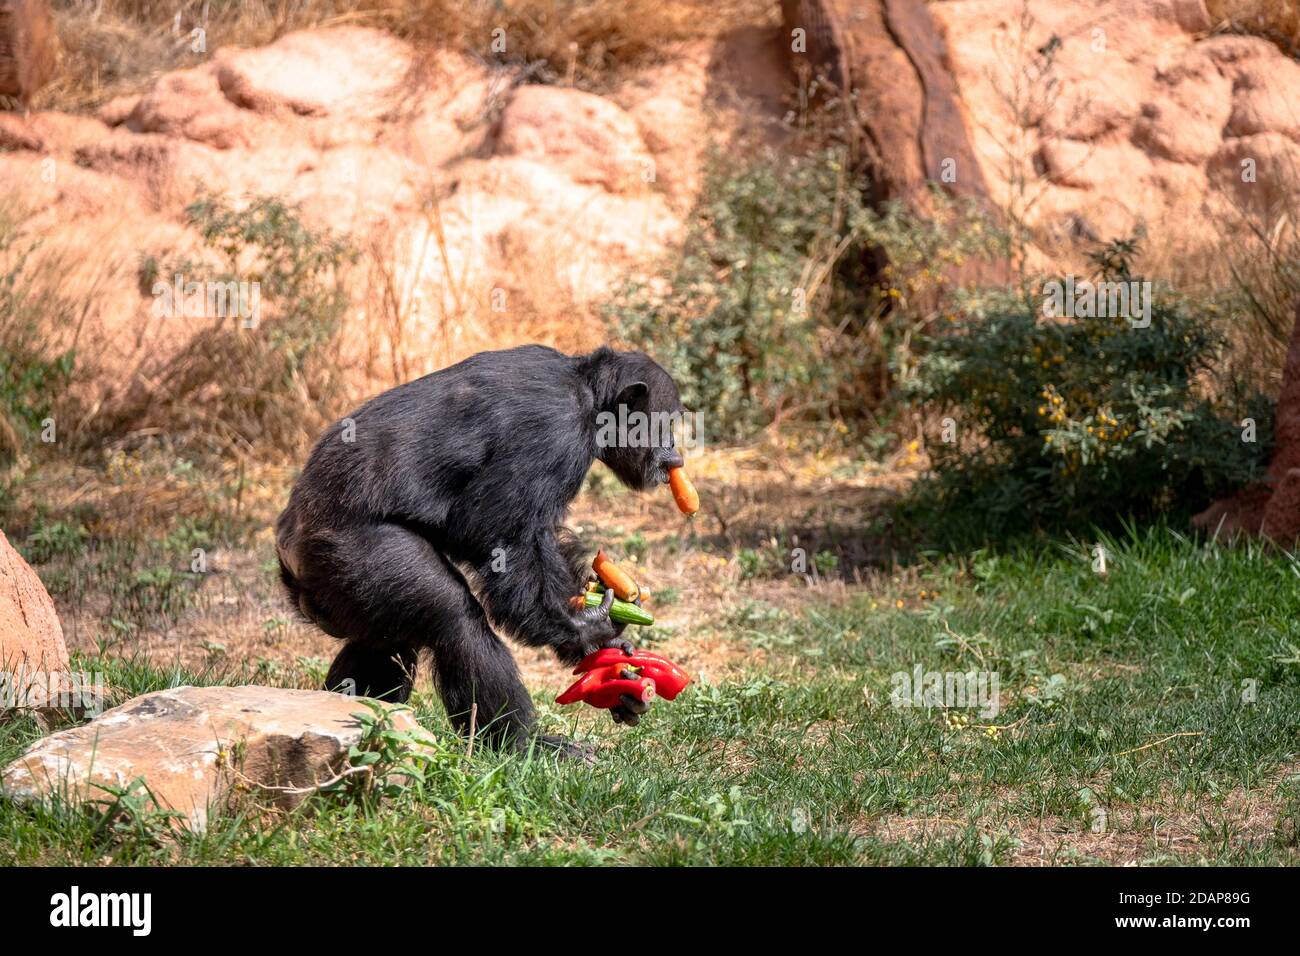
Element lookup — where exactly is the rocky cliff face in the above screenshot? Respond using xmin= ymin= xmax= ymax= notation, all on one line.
xmin=4 ymin=4 xmax=1300 ymax=421
xmin=934 ymin=0 xmax=1300 ymax=264
xmin=0 ymin=25 xmax=774 ymax=411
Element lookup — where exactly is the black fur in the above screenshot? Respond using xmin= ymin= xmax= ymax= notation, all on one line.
xmin=276 ymin=345 xmax=683 ymax=751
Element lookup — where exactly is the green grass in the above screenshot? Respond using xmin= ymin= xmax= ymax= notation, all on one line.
xmin=2 ymin=525 xmax=1298 ymax=865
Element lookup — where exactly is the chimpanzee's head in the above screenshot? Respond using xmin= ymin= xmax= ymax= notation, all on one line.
xmin=583 ymin=347 xmax=686 ymax=491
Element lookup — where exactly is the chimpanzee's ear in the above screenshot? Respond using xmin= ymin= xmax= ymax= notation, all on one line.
xmin=614 ymin=381 xmax=649 ymax=413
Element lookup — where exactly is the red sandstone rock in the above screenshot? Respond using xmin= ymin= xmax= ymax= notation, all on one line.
xmin=0 ymin=529 xmax=72 ymax=717
xmin=0 ymin=0 xmax=56 ymax=108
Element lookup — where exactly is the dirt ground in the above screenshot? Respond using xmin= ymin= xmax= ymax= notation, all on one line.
xmin=28 ymin=436 xmax=920 ymax=702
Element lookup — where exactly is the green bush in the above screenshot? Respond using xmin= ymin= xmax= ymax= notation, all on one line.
xmin=906 ymin=240 xmax=1272 ymax=530
xmin=608 ymin=147 xmax=875 ymax=441
xmin=609 ymin=150 xmax=1006 ymax=443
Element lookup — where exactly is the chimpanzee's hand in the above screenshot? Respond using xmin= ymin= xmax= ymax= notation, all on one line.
xmin=610 ymin=664 xmax=652 ymax=727
xmin=561 ymin=588 xmax=631 ymax=663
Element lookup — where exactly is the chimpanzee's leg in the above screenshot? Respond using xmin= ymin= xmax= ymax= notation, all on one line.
xmin=298 ymin=521 xmax=563 ymax=753
xmin=413 ymin=549 xmax=594 ymax=759
xmin=323 ymin=641 xmax=418 ymax=702
xmin=420 ymin=552 xmax=536 ymax=749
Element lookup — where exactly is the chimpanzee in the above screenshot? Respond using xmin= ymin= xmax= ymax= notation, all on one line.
xmin=275 ymin=344 xmax=685 ymax=758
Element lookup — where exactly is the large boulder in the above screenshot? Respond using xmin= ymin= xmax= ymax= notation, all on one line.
xmin=0 ymin=109 xmax=104 ymax=152
xmin=1 ymin=685 xmax=435 ymax=830
xmin=0 ymin=529 xmax=72 ymax=717
xmin=0 ymin=0 xmax=56 ymax=108
xmin=121 ymin=65 xmax=270 ymax=150
xmin=214 ymin=27 xmax=413 ymax=120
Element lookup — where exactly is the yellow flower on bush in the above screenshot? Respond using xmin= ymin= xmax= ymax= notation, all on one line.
xmin=1039 ymin=385 xmax=1067 ymax=424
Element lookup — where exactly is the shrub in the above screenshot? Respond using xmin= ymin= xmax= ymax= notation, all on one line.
xmin=608 ymin=147 xmax=875 ymax=440
xmin=23 ymin=520 xmax=90 ymax=564
xmin=609 ymin=147 xmax=1006 ymax=442
xmin=856 ymin=191 xmax=1010 ymax=403
xmin=906 ymin=239 xmax=1272 ymax=531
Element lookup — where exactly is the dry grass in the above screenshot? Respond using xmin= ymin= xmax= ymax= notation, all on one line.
xmin=0 ymin=198 xmax=109 ymax=463
xmin=1138 ymin=195 xmax=1300 ymax=398
xmin=393 ymin=0 xmax=763 ymax=85
xmin=42 ymin=0 xmax=771 ymax=112
xmin=351 ymin=193 xmax=610 ymax=394
xmin=1213 ymin=210 xmax=1300 ymax=397
xmin=860 ymin=764 xmax=1298 ymax=866
xmin=45 ymin=0 xmax=371 ymax=111
xmin=1207 ymin=0 xmax=1300 ymax=54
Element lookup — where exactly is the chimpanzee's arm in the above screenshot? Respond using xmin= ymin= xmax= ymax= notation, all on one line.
xmin=473 ymin=526 xmax=627 ymax=664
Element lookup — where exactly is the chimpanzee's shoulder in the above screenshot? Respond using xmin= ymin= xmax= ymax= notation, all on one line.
xmin=336 ymin=347 xmax=594 ymax=440
xmin=471 ymin=344 xmax=571 ymax=372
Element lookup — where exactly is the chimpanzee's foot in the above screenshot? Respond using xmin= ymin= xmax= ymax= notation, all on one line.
xmin=532 ymin=734 xmax=598 ymax=764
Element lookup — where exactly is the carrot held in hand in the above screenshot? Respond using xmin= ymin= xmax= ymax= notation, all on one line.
xmin=592 ymin=549 xmax=641 ymax=602
xmin=588 ymin=581 xmax=651 ymax=604
xmin=668 ymin=466 xmax=699 ymax=516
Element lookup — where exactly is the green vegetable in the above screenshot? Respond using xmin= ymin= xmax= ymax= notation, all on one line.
xmin=583 ymin=590 xmax=654 ymax=626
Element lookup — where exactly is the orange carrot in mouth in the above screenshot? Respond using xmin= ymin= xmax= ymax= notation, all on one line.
xmin=668 ymin=466 xmax=699 ymax=516
xmin=592 ymin=549 xmax=641 ymax=602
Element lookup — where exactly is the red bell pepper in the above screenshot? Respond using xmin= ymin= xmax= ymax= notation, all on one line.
xmin=582 ymin=676 xmax=656 ymax=710
xmin=555 ymin=664 xmax=624 ymax=705
xmin=556 ymin=647 xmax=692 ymax=709
xmin=572 ymin=648 xmax=691 ymax=700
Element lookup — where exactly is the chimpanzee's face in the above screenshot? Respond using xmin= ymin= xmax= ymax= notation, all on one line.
xmin=611 ymin=439 xmax=686 ymax=492
xmin=598 ymin=361 xmax=686 ymax=492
